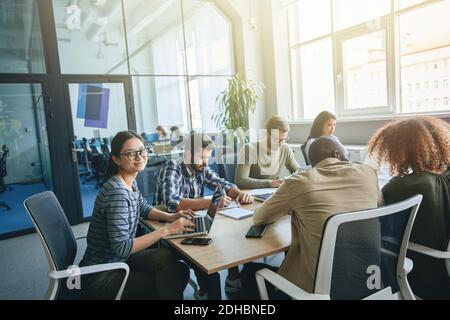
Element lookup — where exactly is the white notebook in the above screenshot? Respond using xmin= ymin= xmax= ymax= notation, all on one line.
xmin=218 ymin=207 xmax=254 ymax=220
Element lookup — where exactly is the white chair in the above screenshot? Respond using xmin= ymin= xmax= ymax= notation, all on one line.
xmin=407 ymin=240 xmax=450 ymax=298
xmin=256 ymin=195 xmax=423 ymax=300
xmin=408 ymin=241 xmax=450 ymax=276
xmin=24 ymin=191 xmax=129 ymax=300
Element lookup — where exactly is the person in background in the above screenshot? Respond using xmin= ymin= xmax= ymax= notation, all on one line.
xmin=235 ymin=115 xmax=300 ymax=189
xmin=368 ymin=116 xmax=450 ymax=299
xmin=304 ymin=111 xmax=345 ymax=161
xmin=170 ymin=126 xmax=183 ymax=142
xmin=156 ymin=125 xmax=169 ymax=140
xmin=154 ymin=132 xmax=253 ymax=299
xmin=241 ymin=137 xmax=382 ymax=299
xmin=80 ymin=131 xmax=195 ymax=299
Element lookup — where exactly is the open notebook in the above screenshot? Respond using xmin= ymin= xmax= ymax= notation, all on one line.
xmin=218 ymin=207 xmax=254 ymax=220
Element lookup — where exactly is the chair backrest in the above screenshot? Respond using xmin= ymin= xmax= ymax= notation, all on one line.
xmin=446 ymin=240 xmax=450 ymax=278
xmin=147 ymin=133 xmax=160 ymax=144
xmin=23 ymin=191 xmax=77 ymax=272
xmin=101 ymin=138 xmax=110 ymax=156
xmin=136 ymin=164 xmax=166 ymax=201
xmin=0 ymin=145 xmax=8 ymax=177
xmin=218 ymin=153 xmax=238 ymax=184
xmin=314 ymin=195 xmax=422 ymax=300
xmin=300 ymin=144 xmax=311 ymax=166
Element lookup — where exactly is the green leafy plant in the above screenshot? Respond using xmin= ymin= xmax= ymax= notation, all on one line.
xmin=213 ymin=73 xmax=265 ymax=131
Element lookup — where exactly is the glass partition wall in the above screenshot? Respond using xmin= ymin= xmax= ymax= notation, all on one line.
xmin=0 ymin=0 xmax=235 ymax=238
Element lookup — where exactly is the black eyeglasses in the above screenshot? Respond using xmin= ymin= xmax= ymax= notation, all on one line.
xmin=271 ymin=136 xmax=289 ymax=144
xmin=119 ymin=147 xmax=149 ymax=161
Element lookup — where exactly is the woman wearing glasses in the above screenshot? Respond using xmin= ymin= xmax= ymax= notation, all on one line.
xmin=235 ymin=116 xmax=300 ymax=189
xmin=80 ymin=131 xmax=195 ymax=299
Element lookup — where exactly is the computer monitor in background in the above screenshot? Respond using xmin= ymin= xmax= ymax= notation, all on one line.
xmin=146 ymin=133 xmax=160 ymax=144
xmin=345 ymin=145 xmax=368 ymax=163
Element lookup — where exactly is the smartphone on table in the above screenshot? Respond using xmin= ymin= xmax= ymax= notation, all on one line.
xmin=181 ymin=237 xmax=213 ymax=245
xmin=245 ymin=224 xmax=271 ymax=238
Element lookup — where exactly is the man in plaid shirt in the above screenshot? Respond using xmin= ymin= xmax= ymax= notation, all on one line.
xmin=154 ymin=133 xmax=253 ymax=212
xmin=153 ymin=132 xmax=253 ymax=299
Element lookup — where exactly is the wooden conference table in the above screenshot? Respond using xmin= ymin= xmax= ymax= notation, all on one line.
xmin=139 ymin=193 xmax=291 ymax=300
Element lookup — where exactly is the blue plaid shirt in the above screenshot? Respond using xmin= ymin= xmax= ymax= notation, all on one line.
xmin=153 ymin=160 xmax=236 ymax=212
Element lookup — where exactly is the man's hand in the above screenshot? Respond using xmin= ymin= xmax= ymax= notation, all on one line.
xmin=170 ymin=209 xmax=196 ymax=222
xmin=218 ymin=195 xmax=233 ymax=208
xmin=270 ymin=179 xmax=284 ymax=188
xmin=236 ymin=192 xmax=253 ymax=204
xmin=165 ymin=218 xmax=195 ymax=235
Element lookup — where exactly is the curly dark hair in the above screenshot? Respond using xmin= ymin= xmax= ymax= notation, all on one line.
xmin=367 ymin=116 xmax=450 ymax=176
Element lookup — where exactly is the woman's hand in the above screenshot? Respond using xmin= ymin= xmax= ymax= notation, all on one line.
xmin=270 ymin=179 xmax=284 ymax=188
xmin=236 ymin=192 xmax=253 ymax=204
xmin=170 ymin=209 xmax=196 ymax=222
xmin=165 ymin=218 xmax=195 ymax=235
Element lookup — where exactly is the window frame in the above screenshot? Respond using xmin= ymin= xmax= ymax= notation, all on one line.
xmin=334 ymin=15 xmax=395 ymax=117
xmin=287 ymin=0 xmax=449 ymax=121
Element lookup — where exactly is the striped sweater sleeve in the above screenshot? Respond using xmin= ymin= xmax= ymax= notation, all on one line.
xmin=102 ymin=189 xmax=134 ymax=260
xmin=138 ymin=190 xmax=153 ymax=218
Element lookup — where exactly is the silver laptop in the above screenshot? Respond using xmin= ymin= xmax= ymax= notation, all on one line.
xmin=163 ymin=199 xmax=222 ymax=239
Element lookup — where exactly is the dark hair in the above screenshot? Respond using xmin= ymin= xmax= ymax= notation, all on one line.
xmin=305 ymin=111 xmax=336 ymax=143
xmin=170 ymin=126 xmax=179 ymax=132
xmin=309 ymin=136 xmax=348 ymax=167
xmin=184 ymin=132 xmax=214 ymax=164
xmin=156 ymin=125 xmax=167 ymax=136
xmin=103 ymin=131 xmax=145 ymax=183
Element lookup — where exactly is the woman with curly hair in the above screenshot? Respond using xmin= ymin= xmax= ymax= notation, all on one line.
xmin=367 ymin=116 xmax=450 ymax=299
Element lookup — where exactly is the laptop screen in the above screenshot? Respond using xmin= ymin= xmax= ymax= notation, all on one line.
xmin=202 ymin=186 xmax=226 ymax=233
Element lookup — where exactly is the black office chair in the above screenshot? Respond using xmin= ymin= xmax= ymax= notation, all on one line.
xmin=300 ymin=143 xmax=311 ymax=166
xmin=91 ymin=153 xmax=107 ymax=189
xmin=24 ymin=191 xmax=129 ymax=299
xmin=101 ymin=138 xmax=110 ymax=157
xmin=0 ymin=145 xmax=11 ymax=211
xmin=218 ymin=152 xmax=239 ymax=184
xmin=89 ymin=138 xmax=100 ymax=155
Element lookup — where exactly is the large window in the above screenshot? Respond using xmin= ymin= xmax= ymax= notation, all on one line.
xmin=288 ymin=0 xmax=450 ymax=120
xmin=0 ymin=0 xmax=46 ymax=73
xmin=52 ymin=0 xmax=234 ymax=132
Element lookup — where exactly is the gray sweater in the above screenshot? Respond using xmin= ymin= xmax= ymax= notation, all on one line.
xmin=235 ymin=142 xmax=300 ymax=189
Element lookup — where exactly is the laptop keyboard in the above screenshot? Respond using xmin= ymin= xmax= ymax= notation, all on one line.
xmin=183 ymin=216 xmax=206 ymax=234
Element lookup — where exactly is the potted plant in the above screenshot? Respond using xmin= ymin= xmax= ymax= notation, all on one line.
xmin=212 ymin=73 xmax=265 ymax=153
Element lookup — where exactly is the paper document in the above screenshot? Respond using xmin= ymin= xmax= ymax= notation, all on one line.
xmin=218 ymin=207 xmax=254 ymax=220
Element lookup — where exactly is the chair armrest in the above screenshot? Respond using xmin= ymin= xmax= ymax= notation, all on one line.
xmin=48 ymin=262 xmax=129 ymax=280
xmin=408 ymin=242 xmax=450 ymax=259
xmin=48 ymin=262 xmax=130 ymax=300
xmin=255 ymin=268 xmax=329 ymax=300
